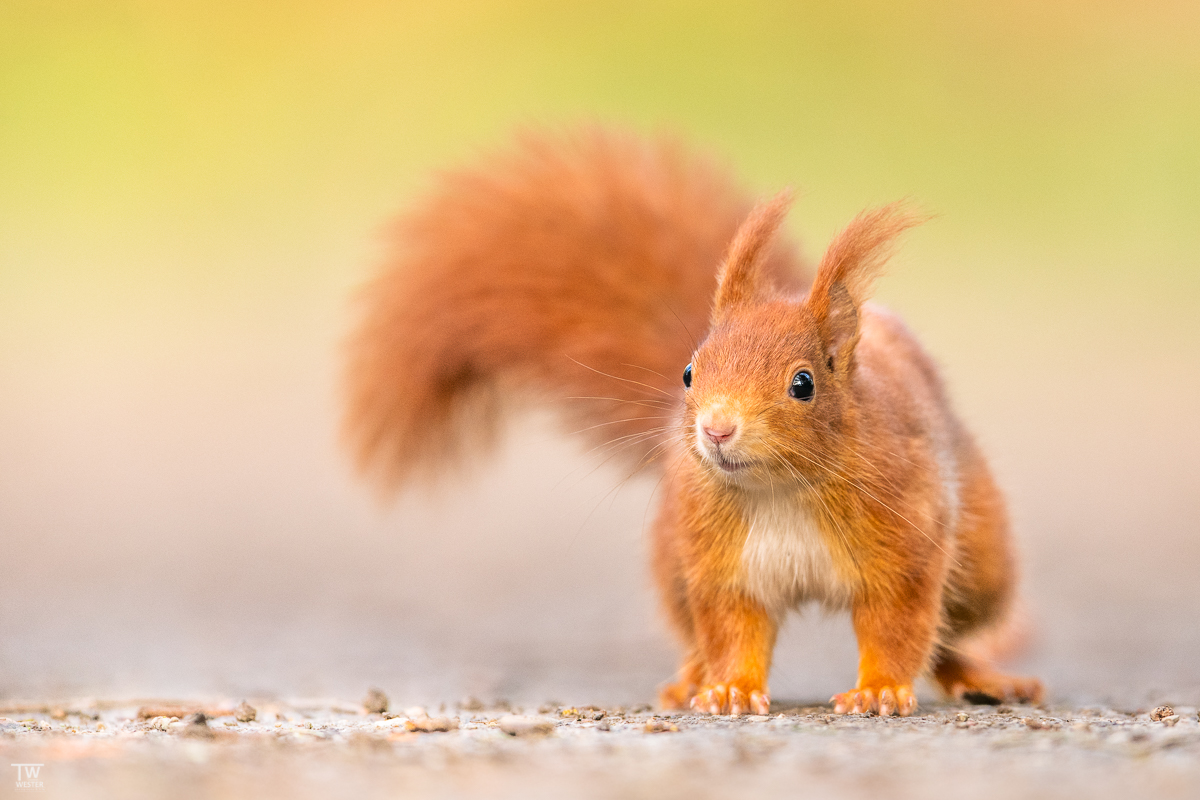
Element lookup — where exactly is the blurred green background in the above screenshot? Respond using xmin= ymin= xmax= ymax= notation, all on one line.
xmin=1 ymin=1 xmax=1197 ymax=704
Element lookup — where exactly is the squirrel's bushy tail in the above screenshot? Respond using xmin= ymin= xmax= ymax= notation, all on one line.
xmin=343 ymin=127 xmax=806 ymax=492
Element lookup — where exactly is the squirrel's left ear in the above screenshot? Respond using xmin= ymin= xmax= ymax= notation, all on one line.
xmin=808 ymin=203 xmax=925 ymax=370
xmin=712 ymin=190 xmax=793 ymax=322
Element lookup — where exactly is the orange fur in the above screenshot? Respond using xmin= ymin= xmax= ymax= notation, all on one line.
xmin=343 ymin=127 xmax=804 ymax=491
xmin=344 ymin=126 xmax=1042 ymax=716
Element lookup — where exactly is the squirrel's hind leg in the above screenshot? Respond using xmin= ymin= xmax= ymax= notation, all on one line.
xmin=935 ymin=446 xmax=1043 ymax=706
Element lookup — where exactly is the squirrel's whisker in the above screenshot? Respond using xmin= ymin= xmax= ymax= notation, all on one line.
xmin=567 ymin=356 xmax=677 ymax=400
xmin=565 ymin=396 xmax=675 ymax=410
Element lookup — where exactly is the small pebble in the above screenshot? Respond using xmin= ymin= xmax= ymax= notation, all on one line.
xmin=363 ymin=688 xmax=389 ymax=715
xmin=644 ymin=719 xmax=679 ymax=733
xmin=405 ymin=716 xmax=458 ymax=733
xmin=235 ymin=702 xmax=257 ymax=723
xmin=1150 ymin=706 xmax=1174 ymax=722
xmin=374 ymin=718 xmax=408 ymax=729
xmin=955 ymin=712 xmax=970 ymax=723
xmin=1161 ymin=715 xmax=1180 ymax=727
xmin=498 ymin=715 xmax=555 ymax=737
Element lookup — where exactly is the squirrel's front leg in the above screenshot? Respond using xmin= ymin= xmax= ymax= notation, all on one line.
xmin=687 ymin=589 xmax=777 ymax=716
xmin=832 ymin=581 xmax=942 ymax=717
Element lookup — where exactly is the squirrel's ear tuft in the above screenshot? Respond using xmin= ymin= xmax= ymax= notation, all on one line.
xmin=712 ymin=190 xmax=793 ymax=321
xmin=808 ymin=202 xmax=926 ymax=369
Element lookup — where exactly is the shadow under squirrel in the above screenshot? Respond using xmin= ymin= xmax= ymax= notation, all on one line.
xmin=343 ymin=127 xmax=1043 ymax=716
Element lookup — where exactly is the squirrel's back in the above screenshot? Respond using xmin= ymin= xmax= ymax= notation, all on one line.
xmin=344 ymin=127 xmax=807 ymax=491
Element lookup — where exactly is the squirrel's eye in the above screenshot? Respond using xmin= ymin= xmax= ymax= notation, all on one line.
xmin=683 ymin=363 xmax=693 ymax=389
xmin=789 ymin=370 xmax=814 ymax=401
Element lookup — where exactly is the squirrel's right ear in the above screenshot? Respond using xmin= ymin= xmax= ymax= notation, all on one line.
xmin=712 ymin=190 xmax=793 ymax=322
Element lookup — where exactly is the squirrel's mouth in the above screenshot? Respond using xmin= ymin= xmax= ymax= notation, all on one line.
xmin=711 ymin=450 xmax=752 ymax=474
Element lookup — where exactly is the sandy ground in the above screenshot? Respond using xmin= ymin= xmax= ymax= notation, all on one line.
xmin=2 ymin=696 xmax=1198 ymax=799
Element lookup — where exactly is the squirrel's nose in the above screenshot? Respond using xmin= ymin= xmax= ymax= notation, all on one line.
xmin=702 ymin=422 xmax=737 ymax=445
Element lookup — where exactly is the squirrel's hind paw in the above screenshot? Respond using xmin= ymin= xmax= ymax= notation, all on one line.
xmin=934 ymin=655 xmax=1044 ymax=706
xmin=945 ymin=673 xmax=1044 ymax=706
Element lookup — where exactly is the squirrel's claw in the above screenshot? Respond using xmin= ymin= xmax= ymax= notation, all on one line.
xmin=831 ymin=685 xmax=916 ymax=716
xmin=730 ymin=687 xmax=771 ymax=716
xmin=691 ymin=684 xmax=728 ymax=714
xmin=832 ymin=688 xmax=874 ymax=714
xmin=690 ymin=684 xmax=770 ymax=716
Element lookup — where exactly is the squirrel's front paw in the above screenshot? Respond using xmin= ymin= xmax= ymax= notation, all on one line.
xmin=690 ymin=683 xmax=770 ymax=716
xmin=831 ymin=685 xmax=917 ymax=716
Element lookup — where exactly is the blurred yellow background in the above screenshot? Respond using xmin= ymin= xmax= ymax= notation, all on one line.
xmin=1 ymin=1 xmax=1197 ymax=704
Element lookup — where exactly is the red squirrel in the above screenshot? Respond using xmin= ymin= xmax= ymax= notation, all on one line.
xmin=344 ymin=127 xmax=1043 ymax=716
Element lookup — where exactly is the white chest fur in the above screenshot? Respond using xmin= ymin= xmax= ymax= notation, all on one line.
xmin=740 ymin=494 xmax=854 ymax=617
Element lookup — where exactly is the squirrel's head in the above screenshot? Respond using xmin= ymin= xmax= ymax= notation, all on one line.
xmin=682 ymin=193 xmax=922 ymax=489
